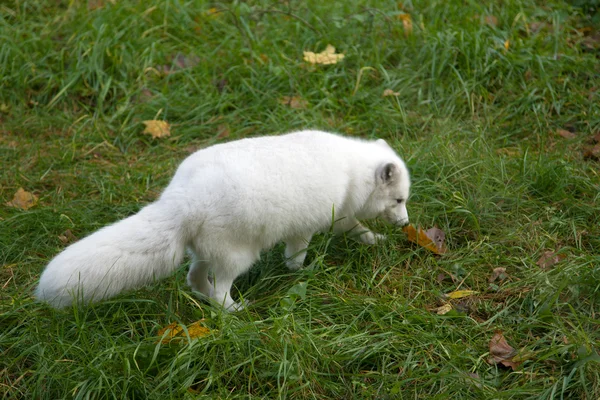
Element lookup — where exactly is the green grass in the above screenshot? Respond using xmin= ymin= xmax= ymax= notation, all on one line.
xmin=1 ymin=0 xmax=600 ymax=398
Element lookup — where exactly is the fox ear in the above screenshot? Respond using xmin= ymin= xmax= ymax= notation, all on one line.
xmin=376 ymin=138 xmax=390 ymax=148
xmin=378 ymin=163 xmax=397 ymax=184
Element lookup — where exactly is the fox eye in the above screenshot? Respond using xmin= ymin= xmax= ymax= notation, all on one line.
xmin=396 ymin=199 xmax=404 ymax=204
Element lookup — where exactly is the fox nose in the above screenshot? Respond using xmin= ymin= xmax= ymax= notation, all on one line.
xmin=397 ymin=218 xmax=409 ymax=227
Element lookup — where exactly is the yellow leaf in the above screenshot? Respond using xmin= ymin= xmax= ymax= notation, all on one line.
xmin=504 ymin=39 xmax=510 ymax=51
xmin=383 ymin=89 xmax=400 ymax=97
xmin=6 ymin=188 xmax=38 ymax=210
xmin=157 ymin=320 xmax=210 ymax=343
xmin=445 ymin=290 xmax=478 ymax=299
xmin=402 ymin=224 xmax=447 ymax=254
xmin=303 ymin=45 xmax=345 ymax=65
xmin=398 ymin=14 xmax=413 ymax=37
xmin=206 ymin=7 xmax=221 ymax=18
xmin=142 ymin=120 xmax=170 ymax=138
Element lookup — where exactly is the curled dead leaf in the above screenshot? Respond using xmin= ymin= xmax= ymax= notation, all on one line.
xmin=278 ymin=96 xmax=308 ymax=109
xmin=217 ymin=124 xmax=230 ymax=139
xmin=489 ymin=267 xmax=507 ymax=283
xmin=556 ymin=129 xmax=577 ymax=140
xmin=303 ymin=45 xmax=345 ymax=65
xmin=402 ymin=224 xmax=447 ymax=254
xmin=383 ymin=89 xmax=400 ymax=97
xmin=58 ymin=229 xmax=77 ymax=245
xmin=6 ymin=188 xmax=38 ymax=210
xmin=142 ymin=120 xmax=170 ymax=138
xmin=398 ymin=14 xmax=413 ymax=37
xmin=583 ymin=144 xmax=600 ymax=161
xmin=488 ymin=331 xmax=520 ymax=370
xmin=157 ymin=320 xmax=211 ymax=344
xmin=484 ymin=15 xmax=498 ymax=27
xmin=432 ymin=303 xmax=453 ymax=315
xmin=536 ymin=251 xmax=566 ymax=270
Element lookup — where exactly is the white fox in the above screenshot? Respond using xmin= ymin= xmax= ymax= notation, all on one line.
xmin=35 ymin=130 xmax=411 ymax=310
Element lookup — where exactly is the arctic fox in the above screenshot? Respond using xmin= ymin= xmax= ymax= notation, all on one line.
xmin=35 ymin=130 xmax=410 ymax=310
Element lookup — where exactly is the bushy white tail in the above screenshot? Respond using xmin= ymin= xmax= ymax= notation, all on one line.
xmin=35 ymin=202 xmax=187 ymax=308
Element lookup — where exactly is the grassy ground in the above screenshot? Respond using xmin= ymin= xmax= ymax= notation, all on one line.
xmin=1 ymin=0 xmax=600 ymax=398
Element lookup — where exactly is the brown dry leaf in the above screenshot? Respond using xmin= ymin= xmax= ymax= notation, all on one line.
xmin=142 ymin=120 xmax=170 ymax=138
xmin=536 ymin=251 xmax=566 ymax=270
xmin=6 ymin=188 xmax=38 ymax=210
xmin=214 ymin=79 xmax=228 ymax=93
xmin=157 ymin=320 xmax=211 ymax=344
xmin=484 ymin=15 xmax=498 ymax=27
xmin=488 ymin=331 xmax=520 ymax=370
xmin=489 ymin=267 xmax=508 ymax=283
xmin=398 ymin=14 xmax=413 ymax=37
xmin=402 ymin=224 xmax=447 ymax=254
xmin=556 ymin=129 xmax=577 ymax=140
xmin=432 ymin=303 xmax=453 ymax=315
xmin=445 ymin=290 xmax=478 ymax=299
xmin=583 ymin=144 xmax=600 ymax=161
xmin=496 ymin=147 xmax=520 ymax=157
xmin=217 ymin=123 xmax=230 ymax=139
xmin=303 ymin=45 xmax=345 ymax=65
xmin=88 ymin=0 xmax=115 ymax=11
xmin=383 ymin=89 xmax=400 ymax=97
xmin=158 ymin=53 xmax=200 ymax=75
xmin=528 ymin=22 xmax=546 ymax=34
xmin=278 ymin=96 xmax=308 ymax=109
xmin=58 ymin=229 xmax=77 ymax=245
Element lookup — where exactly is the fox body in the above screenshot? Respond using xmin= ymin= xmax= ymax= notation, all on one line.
xmin=35 ymin=130 xmax=411 ymax=310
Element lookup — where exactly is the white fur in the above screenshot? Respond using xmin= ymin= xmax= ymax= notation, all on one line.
xmin=35 ymin=130 xmax=410 ymax=310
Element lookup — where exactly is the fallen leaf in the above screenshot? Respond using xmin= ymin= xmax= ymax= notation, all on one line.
xmin=496 ymin=147 xmax=520 ymax=157
xmin=157 ymin=320 xmax=210 ymax=344
xmin=445 ymin=290 xmax=478 ymax=299
xmin=437 ymin=273 xmax=454 ymax=284
xmin=432 ymin=303 xmax=453 ymax=315
xmin=581 ymin=31 xmax=600 ymax=51
xmin=398 ymin=14 xmax=413 ymax=37
xmin=214 ymin=79 xmax=228 ymax=93
xmin=488 ymin=331 xmax=520 ymax=370
xmin=504 ymin=39 xmax=510 ymax=51
xmin=592 ymin=132 xmax=600 ymax=143
xmin=58 ymin=229 xmax=77 ymax=245
xmin=536 ymin=251 xmax=566 ymax=270
xmin=402 ymin=224 xmax=447 ymax=254
xmin=172 ymin=53 xmax=200 ymax=69
xmin=556 ymin=129 xmax=576 ymax=140
xmin=6 ymin=188 xmax=38 ymax=210
xmin=278 ymin=96 xmax=308 ymax=109
xmin=528 ymin=22 xmax=546 ymax=34
xmin=489 ymin=267 xmax=508 ymax=283
xmin=142 ymin=120 xmax=170 ymax=138
xmin=583 ymin=144 xmax=600 ymax=161
xmin=484 ymin=15 xmax=498 ymax=27
xmin=206 ymin=7 xmax=222 ymax=18
xmin=303 ymin=45 xmax=345 ymax=65
xmin=157 ymin=53 xmax=200 ymax=75
xmin=137 ymin=88 xmax=154 ymax=103
xmin=383 ymin=89 xmax=400 ymax=97
xmin=88 ymin=0 xmax=115 ymax=11
xmin=217 ymin=123 xmax=230 ymax=139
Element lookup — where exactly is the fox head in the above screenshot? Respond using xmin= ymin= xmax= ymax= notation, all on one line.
xmin=375 ymin=161 xmax=410 ymax=226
